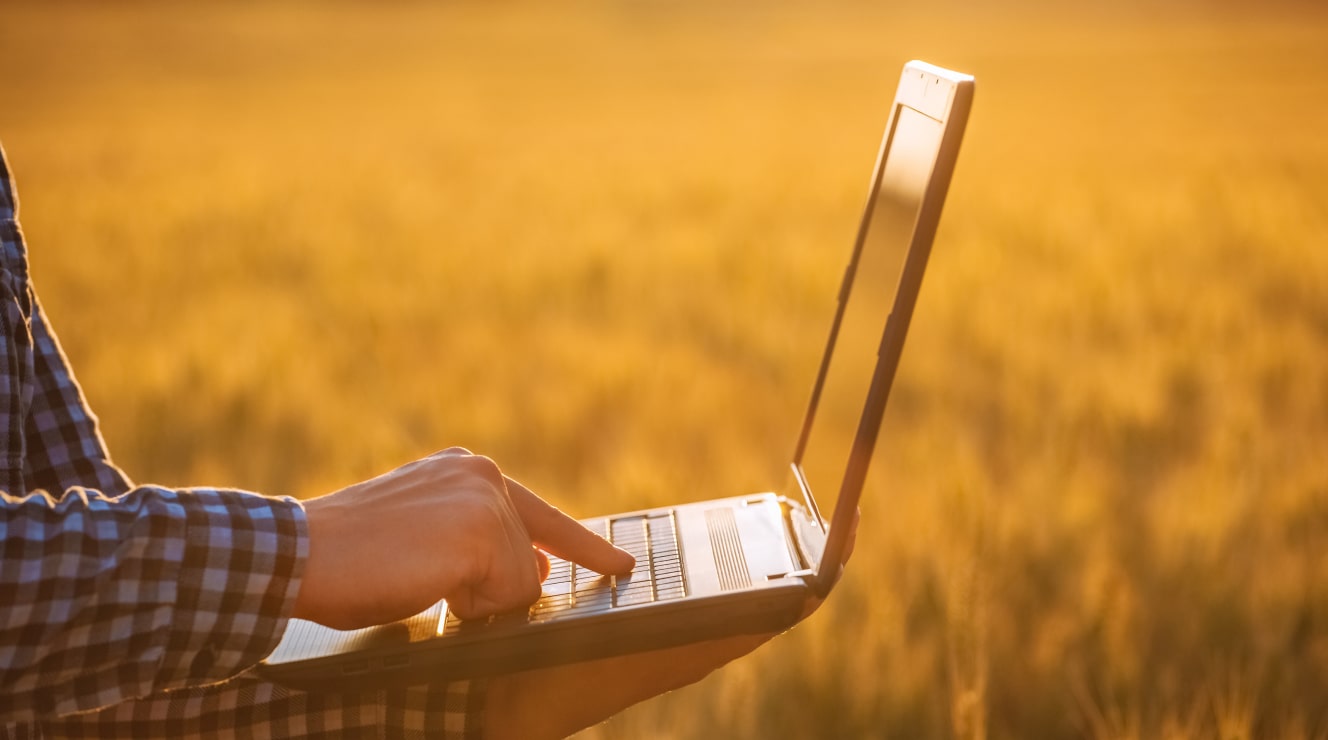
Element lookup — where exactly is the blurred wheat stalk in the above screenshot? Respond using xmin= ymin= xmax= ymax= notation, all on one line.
xmin=2 ymin=1 xmax=1326 ymax=737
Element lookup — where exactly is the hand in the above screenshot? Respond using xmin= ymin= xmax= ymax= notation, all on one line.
xmin=292 ymin=448 xmax=635 ymax=630
xmin=483 ymin=632 xmax=777 ymax=740
xmin=294 ymin=447 xmax=859 ymax=737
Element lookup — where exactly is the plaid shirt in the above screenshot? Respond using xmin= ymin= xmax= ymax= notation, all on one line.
xmin=0 ymin=145 xmax=483 ymax=738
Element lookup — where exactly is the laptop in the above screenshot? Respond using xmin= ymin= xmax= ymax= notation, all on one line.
xmin=260 ymin=60 xmax=974 ymax=691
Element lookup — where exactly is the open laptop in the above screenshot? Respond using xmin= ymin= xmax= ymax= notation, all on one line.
xmin=260 ymin=60 xmax=974 ymax=691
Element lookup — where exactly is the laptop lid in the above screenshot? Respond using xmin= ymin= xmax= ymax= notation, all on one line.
xmin=790 ymin=61 xmax=974 ymax=597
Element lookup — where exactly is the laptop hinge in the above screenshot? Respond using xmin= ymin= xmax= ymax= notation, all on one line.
xmin=778 ymin=496 xmax=826 ymax=579
xmin=766 ymin=569 xmax=816 ymax=581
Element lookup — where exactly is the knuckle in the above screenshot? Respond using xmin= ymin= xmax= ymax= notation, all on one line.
xmin=433 ymin=446 xmax=473 ymax=457
xmin=461 ymin=454 xmax=504 ymax=484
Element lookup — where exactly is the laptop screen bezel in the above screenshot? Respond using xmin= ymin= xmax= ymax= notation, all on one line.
xmin=789 ymin=61 xmax=974 ymax=597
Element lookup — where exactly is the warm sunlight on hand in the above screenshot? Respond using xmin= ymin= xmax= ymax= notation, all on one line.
xmin=293 ymin=448 xmax=634 ymax=630
xmin=292 ymin=448 xmax=856 ymax=739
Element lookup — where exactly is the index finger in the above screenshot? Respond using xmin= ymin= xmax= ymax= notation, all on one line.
xmin=504 ymin=476 xmax=636 ymax=576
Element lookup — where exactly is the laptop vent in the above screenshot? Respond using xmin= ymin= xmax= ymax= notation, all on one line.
xmin=705 ymin=508 xmax=752 ymax=592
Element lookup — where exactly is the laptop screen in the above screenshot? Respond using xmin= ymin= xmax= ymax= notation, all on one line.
xmin=795 ymin=102 xmax=945 ymax=526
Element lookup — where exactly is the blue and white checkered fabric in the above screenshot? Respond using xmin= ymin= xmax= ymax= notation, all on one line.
xmin=0 ymin=144 xmax=482 ymax=738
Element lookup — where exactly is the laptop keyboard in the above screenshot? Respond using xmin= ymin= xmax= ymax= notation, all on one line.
xmin=433 ymin=512 xmax=688 ymax=635
xmin=529 ymin=512 xmax=687 ymax=621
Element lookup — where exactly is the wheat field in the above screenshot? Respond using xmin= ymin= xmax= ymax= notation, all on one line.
xmin=2 ymin=1 xmax=1327 ymax=737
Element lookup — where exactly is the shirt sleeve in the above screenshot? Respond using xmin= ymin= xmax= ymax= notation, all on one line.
xmin=0 ymin=484 xmax=307 ymax=721
xmin=21 ymin=293 xmax=135 ymax=499
xmin=27 ymin=676 xmax=486 ymax=739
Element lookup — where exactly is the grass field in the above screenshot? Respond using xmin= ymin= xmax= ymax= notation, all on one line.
xmin=3 ymin=1 xmax=1327 ymax=737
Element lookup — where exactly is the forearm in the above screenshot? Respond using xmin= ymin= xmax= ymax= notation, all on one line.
xmin=1 ymin=485 xmax=305 ymax=722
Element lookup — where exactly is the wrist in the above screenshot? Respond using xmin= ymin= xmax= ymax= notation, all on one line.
xmin=291 ymin=495 xmax=333 ymax=624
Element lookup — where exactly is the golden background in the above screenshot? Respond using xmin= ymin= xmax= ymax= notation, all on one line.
xmin=3 ymin=1 xmax=1326 ymax=737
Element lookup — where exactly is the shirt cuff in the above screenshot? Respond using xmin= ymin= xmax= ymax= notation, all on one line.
xmin=154 ymin=488 xmax=308 ymax=689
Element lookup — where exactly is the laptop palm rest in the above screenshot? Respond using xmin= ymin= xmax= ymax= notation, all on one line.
xmin=679 ymin=498 xmax=799 ymax=596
